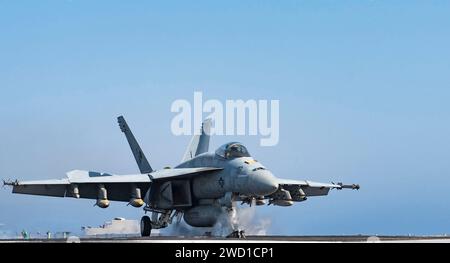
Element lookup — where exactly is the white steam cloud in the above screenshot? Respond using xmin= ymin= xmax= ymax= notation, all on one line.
xmin=163 ymin=203 xmax=272 ymax=237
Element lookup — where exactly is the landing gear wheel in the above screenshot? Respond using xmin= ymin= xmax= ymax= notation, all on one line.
xmin=140 ymin=216 xmax=152 ymax=237
xmin=227 ymin=230 xmax=246 ymax=239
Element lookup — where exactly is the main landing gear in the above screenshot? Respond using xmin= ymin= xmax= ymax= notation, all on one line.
xmin=140 ymin=209 xmax=178 ymax=237
xmin=140 ymin=216 xmax=152 ymax=237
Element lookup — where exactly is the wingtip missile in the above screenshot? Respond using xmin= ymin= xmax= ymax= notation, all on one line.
xmin=337 ymin=183 xmax=360 ymax=190
xmin=2 ymin=179 xmax=18 ymax=187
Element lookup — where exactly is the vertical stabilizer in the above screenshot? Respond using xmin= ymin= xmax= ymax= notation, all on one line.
xmin=181 ymin=119 xmax=212 ymax=162
xmin=118 ymin=116 xmax=153 ymax=173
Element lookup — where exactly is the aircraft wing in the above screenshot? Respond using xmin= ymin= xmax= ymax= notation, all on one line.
xmin=9 ymin=178 xmax=71 ymax=198
xmin=276 ymin=178 xmax=359 ymax=198
xmin=5 ymin=168 xmax=222 ymax=202
xmin=5 ymin=170 xmax=152 ymax=202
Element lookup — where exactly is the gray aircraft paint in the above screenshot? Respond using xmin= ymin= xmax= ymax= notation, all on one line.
xmin=4 ymin=116 xmax=359 ymax=235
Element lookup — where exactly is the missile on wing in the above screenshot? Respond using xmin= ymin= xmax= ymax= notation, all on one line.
xmin=270 ymin=199 xmax=294 ymax=206
xmin=96 ymin=199 xmax=110 ymax=208
xmin=96 ymin=184 xmax=110 ymax=208
xmin=269 ymin=189 xmax=293 ymax=206
xmin=129 ymin=187 xmax=144 ymax=208
xmin=256 ymin=197 xmax=266 ymax=206
xmin=129 ymin=198 xmax=144 ymax=208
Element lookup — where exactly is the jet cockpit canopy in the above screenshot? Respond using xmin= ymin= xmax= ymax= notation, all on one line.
xmin=215 ymin=142 xmax=251 ymax=159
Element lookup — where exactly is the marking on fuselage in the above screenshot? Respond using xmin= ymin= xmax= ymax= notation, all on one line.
xmin=218 ymin=177 xmax=224 ymax=188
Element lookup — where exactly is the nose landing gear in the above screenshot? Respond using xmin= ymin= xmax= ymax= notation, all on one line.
xmin=227 ymin=230 xmax=246 ymax=239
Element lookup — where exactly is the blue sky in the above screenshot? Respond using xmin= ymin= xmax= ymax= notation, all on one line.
xmin=1 ymin=1 xmax=450 ymax=236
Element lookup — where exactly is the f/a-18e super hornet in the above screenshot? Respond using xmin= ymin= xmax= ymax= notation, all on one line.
xmin=4 ymin=116 xmax=359 ymax=237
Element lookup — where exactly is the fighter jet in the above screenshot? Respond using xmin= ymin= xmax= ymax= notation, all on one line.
xmin=4 ymin=116 xmax=359 ymax=237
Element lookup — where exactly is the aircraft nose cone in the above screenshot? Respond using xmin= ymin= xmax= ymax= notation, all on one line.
xmin=251 ymin=171 xmax=279 ymax=196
